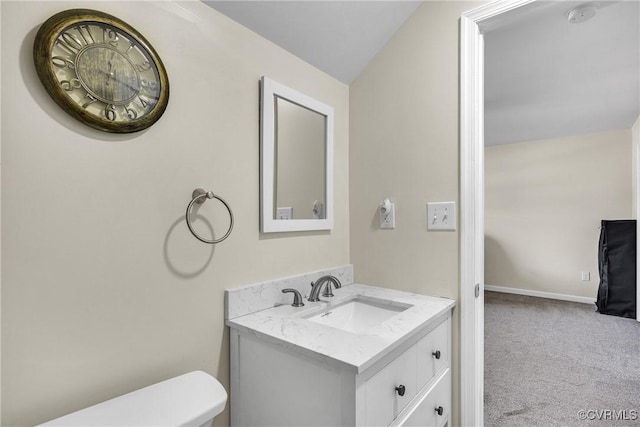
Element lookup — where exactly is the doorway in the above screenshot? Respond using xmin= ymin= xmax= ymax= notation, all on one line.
xmin=460 ymin=0 xmax=640 ymax=425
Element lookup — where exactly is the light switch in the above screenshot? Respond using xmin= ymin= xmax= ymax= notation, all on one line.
xmin=276 ymin=207 xmax=293 ymax=220
xmin=427 ymin=202 xmax=456 ymax=231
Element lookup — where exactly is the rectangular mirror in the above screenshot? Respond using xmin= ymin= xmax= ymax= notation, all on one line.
xmin=260 ymin=76 xmax=334 ymax=232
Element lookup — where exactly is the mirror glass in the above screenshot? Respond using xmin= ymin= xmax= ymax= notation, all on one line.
xmin=275 ymin=97 xmax=326 ymax=220
xmin=261 ymin=76 xmax=334 ymax=233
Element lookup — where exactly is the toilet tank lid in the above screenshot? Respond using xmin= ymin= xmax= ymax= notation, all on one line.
xmin=38 ymin=371 xmax=227 ymax=427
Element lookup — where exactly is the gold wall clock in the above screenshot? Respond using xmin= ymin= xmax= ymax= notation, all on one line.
xmin=33 ymin=9 xmax=169 ymax=133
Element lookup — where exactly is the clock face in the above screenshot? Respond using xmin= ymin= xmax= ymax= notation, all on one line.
xmin=33 ymin=10 xmax=169 ymax=133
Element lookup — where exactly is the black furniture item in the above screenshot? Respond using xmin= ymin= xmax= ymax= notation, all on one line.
xmin=596 ymin=219 xmax=637 ymax=318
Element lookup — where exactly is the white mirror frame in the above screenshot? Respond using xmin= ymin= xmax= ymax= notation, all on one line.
xmin=260 ymin=76 xmax=334 ymax=233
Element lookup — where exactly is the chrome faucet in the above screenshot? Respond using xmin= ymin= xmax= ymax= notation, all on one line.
xmin=308 ymin=275 xmax=342 ymax=302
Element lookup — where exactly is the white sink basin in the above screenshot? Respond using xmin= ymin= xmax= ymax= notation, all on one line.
xmin=305 ymin=298 xmax=411 ymax=334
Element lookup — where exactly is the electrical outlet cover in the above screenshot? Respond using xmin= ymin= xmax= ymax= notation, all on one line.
xmin=380 ymin=203 xmax=395 ymax=229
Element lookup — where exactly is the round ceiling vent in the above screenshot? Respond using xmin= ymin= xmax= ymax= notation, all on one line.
xmin=567 ymin=3 xmax=599 ymax=24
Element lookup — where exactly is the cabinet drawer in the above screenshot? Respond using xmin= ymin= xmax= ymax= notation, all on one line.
xmin=365 ymin=345 xmax=417 ymax=426
xmin=416 ymin=318 xmax=449 ymax=390
xmin=399 ymin=369 xmax=451 ymax=427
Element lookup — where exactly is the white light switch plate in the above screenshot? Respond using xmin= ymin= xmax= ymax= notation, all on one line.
xmin=427 ymin=202 xmax=456 ymax=231
xmin=276 ymin=207 xmax=293 ymax=220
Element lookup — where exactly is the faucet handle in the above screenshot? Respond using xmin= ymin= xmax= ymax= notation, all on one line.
xmin=332 ymin=275 xmax=342 ymax=289
xmin=321 ymin=276 xmax=342 ymax=297
xmin=322 ymin=284 xmax=334 ymax=298
xmin=322 ymin=279 xmax=335 ymax=297
xmin=282 ymin=289 xmax=304 ymax=307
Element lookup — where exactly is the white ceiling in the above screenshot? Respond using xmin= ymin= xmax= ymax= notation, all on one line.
xmin=203 ymin=1 xmax=639 ymax=146
xmin=203 ymin=1 xmax=422 ymax=84
xmin=484 ymin=1 xmax=640 ymax=146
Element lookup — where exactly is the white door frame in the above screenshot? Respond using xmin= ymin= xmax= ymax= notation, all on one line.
xmin=459 ymin=1 xmax=536 ymax=425
xmin=636 ymin=125 xmax=640 ymax=323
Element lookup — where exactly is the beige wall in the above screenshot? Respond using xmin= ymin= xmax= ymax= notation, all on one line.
xmin=1 ymin=2 xmax=349 ymax=425
xmin=485 ymin=130 xmax=632 ymax=299
xmin=349 ymin=2 xmax=479 ymax=425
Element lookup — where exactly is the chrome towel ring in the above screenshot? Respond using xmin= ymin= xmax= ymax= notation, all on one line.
xmin=186 ymin=188 xmax=234 ymax=244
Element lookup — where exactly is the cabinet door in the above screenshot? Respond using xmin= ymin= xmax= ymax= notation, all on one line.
xmin=401 ymin=369 xmax=450 ymax=427
xmin=365 ymin=346 xmax=417 ymax=426
xmin=416 ymin=319 xmax=448 ymax=390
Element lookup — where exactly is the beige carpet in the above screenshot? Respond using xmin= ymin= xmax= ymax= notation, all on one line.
xmin=484 ymin=291 xmax=640 ymax=427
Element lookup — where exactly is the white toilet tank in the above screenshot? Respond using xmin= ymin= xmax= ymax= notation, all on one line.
xmin=37 ymin=371 xmax=227 ymax=427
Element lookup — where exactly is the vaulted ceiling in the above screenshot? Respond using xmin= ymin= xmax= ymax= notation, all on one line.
xmin=203 ymin=1 xmax=421 ymax=84
xmin=203 ymin=1 xmax=639 ymax=146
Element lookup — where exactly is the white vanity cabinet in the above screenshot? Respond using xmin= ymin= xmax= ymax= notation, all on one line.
xmin=229 ymin=311 xmax=452 ymax=427
xmin=372 ymin=316 xmax=451 ymax=427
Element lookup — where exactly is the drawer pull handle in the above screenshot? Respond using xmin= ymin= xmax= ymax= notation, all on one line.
xmin=395 ymin=385 xmax=406 ymax=396
xmin=435 ymin=406 xmax=444 ymax=416
xmin=432 ymin=350 xmax=441 ymax=359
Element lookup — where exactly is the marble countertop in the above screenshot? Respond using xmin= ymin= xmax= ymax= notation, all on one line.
xmin=226 ymin=283 xmax=455 ymax=373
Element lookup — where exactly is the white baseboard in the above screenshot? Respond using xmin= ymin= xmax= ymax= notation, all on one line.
xmin=484 ymin=285 xmax=596 ymax=305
